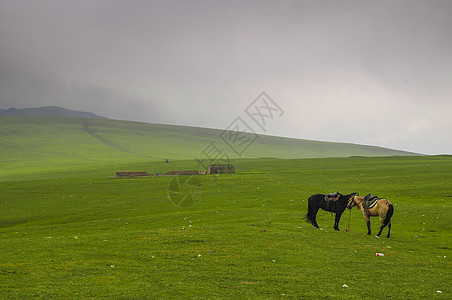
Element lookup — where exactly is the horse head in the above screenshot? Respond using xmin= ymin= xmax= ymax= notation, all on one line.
xmin=346 ymin=192 xmax=359 ymax=209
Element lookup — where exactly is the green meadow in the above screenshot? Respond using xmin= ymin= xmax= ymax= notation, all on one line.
xmin=0 ymin=116 xmax=450 ymax=299
xmin=0 ymin=116 xmax=417 ymax=181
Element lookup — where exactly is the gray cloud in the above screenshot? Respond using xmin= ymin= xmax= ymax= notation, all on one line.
xmin=0 ymin=66 xmax=163 ymax=123
xmin=1 ymin=0 xmax=451 ymax=154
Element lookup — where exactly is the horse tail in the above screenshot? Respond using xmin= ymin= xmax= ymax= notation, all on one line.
xmin=304 ymin=198 xmax=315 ymax=225
xmin=383 ymin=204 xmax=394 ymax=227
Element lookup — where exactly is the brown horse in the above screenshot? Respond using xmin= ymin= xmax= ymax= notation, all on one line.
xmin=347 ymin=194 xmax=394 ymax=238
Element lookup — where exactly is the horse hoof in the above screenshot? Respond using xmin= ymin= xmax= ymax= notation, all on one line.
xmin=375 ymin=235 xmax=380 ymax=238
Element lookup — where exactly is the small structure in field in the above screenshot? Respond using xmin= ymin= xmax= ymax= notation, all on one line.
xmin=115 ymin=171 xmax=150 ymax=178
xmin=113 ymin=169 xmax=210 ymax=178
xmin=207 ymin=164 xmax=235 ymax=174
xmin=165 ymin=170 xmax=199 ymax=176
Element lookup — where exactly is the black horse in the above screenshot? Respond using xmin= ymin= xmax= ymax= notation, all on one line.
xmin=304 ymin=192 xmax=357 ymax=231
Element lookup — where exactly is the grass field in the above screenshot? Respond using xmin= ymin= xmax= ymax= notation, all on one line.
xmin=0 ymin=154 xmax=450 ymax=298
xmin=0 ymin=116 xmax=418 ymax=182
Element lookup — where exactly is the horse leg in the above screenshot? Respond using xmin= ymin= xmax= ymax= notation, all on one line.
xmin=362 ymin=211 xmax=371 ymax=235
xmin=377 ymin=204 xmax=394 ymax=238
xmin=312 ymin=207 xmax=320 ymax=228
xmin=334 ymin=212 xmax=342 ymax=231
xmin=376 ymin=227 xmax=383 ymax=236
xmin=387 ymin=221 xmax=391 ymax=238
xmin=384 ymin=204 xmax=393 ymax=238
xmin=305 ymin=200 xmax=320 ymax=228
xmin=376 ymin=215 xmax=385 ymax=237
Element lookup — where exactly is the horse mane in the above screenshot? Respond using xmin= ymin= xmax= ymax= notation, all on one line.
xmin=338 ymin=192 xmax=356 ymax=204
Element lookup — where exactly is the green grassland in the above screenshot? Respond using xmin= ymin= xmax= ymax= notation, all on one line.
xmin=0 ymin=116 xmax=418 ymax=181
xmin=1 ymin=156 xmax=451 ymax=298
xmin=0 ymin=116 xmax=450 ymax=298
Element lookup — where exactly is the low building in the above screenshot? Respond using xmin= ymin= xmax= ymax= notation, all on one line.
xmin=207 ymin=164 xmax=235 ymax=174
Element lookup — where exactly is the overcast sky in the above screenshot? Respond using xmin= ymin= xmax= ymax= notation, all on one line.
xmin=1 ymin=0 xmax=451 ymax=155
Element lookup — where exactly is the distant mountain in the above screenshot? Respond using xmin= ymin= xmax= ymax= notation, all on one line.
xmin=0 ymin=106 xmax=106 ymax=119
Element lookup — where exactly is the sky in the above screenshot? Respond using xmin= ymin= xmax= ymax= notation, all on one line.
xmin=1 ymin=0 xmax=451 ymax=155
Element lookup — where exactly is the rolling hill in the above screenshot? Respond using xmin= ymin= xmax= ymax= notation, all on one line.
xmin=0 ymin=115 xmax=418 ymax=180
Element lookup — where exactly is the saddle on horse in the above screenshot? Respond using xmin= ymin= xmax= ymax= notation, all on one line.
xmin=363 ymin=193 xmax=379 ymax=209
xmin=325 ymin=192 xmax=340 ymax=202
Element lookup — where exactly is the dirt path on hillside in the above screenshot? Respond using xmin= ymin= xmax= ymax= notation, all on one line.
xmin=82 ymin=119 xmax=158 ymax=159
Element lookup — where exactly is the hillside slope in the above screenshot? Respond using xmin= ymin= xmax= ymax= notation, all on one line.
xmin=0 ymin=116 xmax=419 ymax=179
